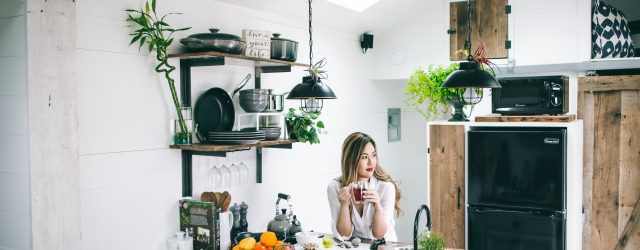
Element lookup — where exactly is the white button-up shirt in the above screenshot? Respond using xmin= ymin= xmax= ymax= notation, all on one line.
xmin=327 ymin=177 xmax=397 ymax=241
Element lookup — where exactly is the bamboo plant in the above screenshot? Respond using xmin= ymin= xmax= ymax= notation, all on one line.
xmin=126 ymin=0 xmax=191 ymax=144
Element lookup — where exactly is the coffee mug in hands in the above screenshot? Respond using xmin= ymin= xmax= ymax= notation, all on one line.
xmin=351 ymin=181 xmax=367 ymax=204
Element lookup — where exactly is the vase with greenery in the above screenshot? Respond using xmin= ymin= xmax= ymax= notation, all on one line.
xmin=285 ymin=108 xmax=325 ymax=145
xmin=417 ymin=230 xmax=445 ymax=250
xmin=126 ymin=0 xmax=191 ymax=144
xmin=404 ymin=63 xmax=461 ymax=121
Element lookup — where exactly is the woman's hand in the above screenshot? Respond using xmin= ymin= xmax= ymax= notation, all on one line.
xmin=364 ymin=189 xmax=381 ymax=207
xmin=338 ymin=186 xmax=352 ymax=206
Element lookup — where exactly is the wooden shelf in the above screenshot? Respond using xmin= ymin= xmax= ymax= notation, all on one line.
xmin=169 ymin=139 xmax=296 ymax=152
xmin=475 ymin=114 xmax=576 ymax=122
xmin=169 ymin=51 xmax=309 ymax=68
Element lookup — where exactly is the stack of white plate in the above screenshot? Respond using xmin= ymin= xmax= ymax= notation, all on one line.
xmin=207 ymin=131 xmax=266 ymax=144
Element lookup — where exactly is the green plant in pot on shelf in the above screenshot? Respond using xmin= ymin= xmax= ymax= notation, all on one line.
xmin=405 ymin=45 xmax=496 ymax=121
xmin=125 ymin=0 xmax=191 ymax=144
xmin=286 ymin=108 xmax=325 ymax=145
xmin=404 ymin=63 xmax=461 ymax=121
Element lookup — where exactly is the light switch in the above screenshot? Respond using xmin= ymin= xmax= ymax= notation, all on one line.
xmin=388 ymin=108 xmax=401 ymax=142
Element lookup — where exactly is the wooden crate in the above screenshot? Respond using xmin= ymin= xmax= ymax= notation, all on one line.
xmin=578 ymin=75 xmax=640 ymax=250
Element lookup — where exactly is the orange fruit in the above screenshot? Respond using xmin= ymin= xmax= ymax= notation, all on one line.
xmin=254 ymin=243 xmax=267 ymax=250
xmin=275 ymin=241 xmax=284 ymax=247
xmin=233 ymin=246 xmax=240 ymax=250
xmin=260 ymin=231 xmax=278 ymax=247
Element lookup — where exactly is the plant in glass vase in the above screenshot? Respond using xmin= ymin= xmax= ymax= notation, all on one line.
xmin=126 ymin=0 xmax=191 ymax=144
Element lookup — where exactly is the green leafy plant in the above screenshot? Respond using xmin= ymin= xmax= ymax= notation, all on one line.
xmin=285 ymin=108 xmax=325 ymax=144
xmin=417 ymin=230 xmax=445 ymax=250
xmin=304 ymin=57 xmax=328 ymax=81
xmin=126 ymin=0 xmax=191 ymax=143
xmin=404 ymin=63 xmax=461 ymax=120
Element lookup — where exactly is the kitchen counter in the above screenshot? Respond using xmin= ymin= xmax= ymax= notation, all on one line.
xmin=294 ymin=236 xmax=462 ymax=250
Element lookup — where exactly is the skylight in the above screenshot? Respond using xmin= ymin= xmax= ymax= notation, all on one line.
xmin=324 ymin=0 xmax=381 ymax=12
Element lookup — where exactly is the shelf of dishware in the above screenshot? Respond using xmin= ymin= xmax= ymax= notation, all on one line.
xmin=169 ymin=139 xmax=296 ymax=152
xmin=168 ymin=51 xmax=309 ymax=68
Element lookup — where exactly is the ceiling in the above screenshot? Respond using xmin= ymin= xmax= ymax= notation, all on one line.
xmin=216 ymin=0 xmax=436 ymax=34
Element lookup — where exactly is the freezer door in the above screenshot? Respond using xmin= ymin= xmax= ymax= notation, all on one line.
xmin=468 ymin=128 xmax=567 ymax=211
xmin=468 ymin=206 xmax=565 ymax=250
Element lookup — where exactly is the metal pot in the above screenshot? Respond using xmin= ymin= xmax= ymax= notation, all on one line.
xmin=180 ymin=28 xmax=246 ymax=54
xmin=270 ymin=33 xmax=298 ymax=61
xmin=264 ymin=89 xmax=288 ymax=112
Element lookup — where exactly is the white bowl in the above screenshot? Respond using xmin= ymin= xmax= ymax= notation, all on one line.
xmin=295 ymin=231 xmax=320 ymax=245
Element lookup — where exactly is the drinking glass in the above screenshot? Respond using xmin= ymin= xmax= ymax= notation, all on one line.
xmin=207 ymin=163 xmax=221 ymax=191
xmin=351 ymin=181 xmax=367 ymax=204
xmin=220 ymin=162 xmax=231 ymax=189
xmin=239 ymin=161 xmax=249 ymax=184
xmin=229 ymin=161 xmax=241 ymax=186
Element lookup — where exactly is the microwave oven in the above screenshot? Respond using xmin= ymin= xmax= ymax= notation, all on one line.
xmin=492 ymin=75 xmax=569 ymax=115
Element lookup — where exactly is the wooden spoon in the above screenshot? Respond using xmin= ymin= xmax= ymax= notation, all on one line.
xmin=213 ymin=192 xmax=222 ymax=207
xmin=201 ymin=191 xmax=215 ymax=203
xmin=221 ymin=191 xmax=232 ymax=212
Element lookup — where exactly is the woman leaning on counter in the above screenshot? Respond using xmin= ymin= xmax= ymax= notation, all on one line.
xmin=327 ymin=132 xmax=403 ymax=241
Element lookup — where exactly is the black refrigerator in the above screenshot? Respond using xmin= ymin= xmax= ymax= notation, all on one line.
xmin=468 ymin=127 xmax=566 ymax=250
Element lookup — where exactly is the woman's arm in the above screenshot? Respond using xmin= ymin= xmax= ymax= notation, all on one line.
xmin=336 ymin=186 xmax=354 ymax=236
xmin=328 ymin=182 xmax=354 ymax=237
xmin=365 ymin=184 xmax=395 ymax=239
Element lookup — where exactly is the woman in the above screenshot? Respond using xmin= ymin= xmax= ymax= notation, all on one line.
xmin=327 ymin=132 xmax=402 ymax=241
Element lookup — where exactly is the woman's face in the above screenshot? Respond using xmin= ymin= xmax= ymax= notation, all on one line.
xmin=356 ymin=142 xmax=377 ymax=180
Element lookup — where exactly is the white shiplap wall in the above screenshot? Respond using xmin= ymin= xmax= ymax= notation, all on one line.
xmin=77 ymin=0 xmax=428 ymax=248
xmin=0 ymin=0 xmax=30 ymax=250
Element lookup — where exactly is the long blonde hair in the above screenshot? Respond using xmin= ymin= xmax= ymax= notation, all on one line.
xmin=340 ymin=132 xmax=403 ymax=216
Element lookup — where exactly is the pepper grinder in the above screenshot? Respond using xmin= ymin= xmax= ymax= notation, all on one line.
xmin=230 ymin=203 xmax=241 ymax=243
xmin=239 ymin=202 xmax=249 ymax=232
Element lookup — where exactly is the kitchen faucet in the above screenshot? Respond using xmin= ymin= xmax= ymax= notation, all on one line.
xmin=413 ymin=204 xmax=432 ymax=250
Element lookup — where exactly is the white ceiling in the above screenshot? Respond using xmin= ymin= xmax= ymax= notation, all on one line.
xmin=216 ymin=0 xmax=436 ymax=34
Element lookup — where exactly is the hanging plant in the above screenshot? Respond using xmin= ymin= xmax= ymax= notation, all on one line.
xmin=125 ymin=0 xmax=191 ymax=144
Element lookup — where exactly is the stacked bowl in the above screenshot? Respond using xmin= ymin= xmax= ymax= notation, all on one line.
xmin=239 ymin=89 xmax=269 ymax=112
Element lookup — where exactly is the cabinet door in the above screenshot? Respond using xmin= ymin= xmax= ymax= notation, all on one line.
xmin=449 ymin=0 xmax=509 ymax=61
xmin=429 ymin=125 xmax=465 ymax=249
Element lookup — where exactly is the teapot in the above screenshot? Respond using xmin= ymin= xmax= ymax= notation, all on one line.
xmin=267 ymin=193 xmax=298 ymax=240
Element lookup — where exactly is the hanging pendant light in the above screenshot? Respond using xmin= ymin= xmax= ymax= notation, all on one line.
xmin=441 ymin=0 xmax=501 ymax=89
xmin=286 ymin=0 xmax=337 ymax=113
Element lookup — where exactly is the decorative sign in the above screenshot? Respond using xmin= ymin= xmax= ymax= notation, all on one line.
xmin=242 ymin=29 xmax=271 ymax=59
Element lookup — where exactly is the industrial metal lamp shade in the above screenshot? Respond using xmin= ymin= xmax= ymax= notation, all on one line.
xmin=287 ymin=76 xmax=336 ymax=113
xmin=441 ymin=61 xmax=501 ymax=88
xmin=287 ymin=76 xmax=337 ymax=99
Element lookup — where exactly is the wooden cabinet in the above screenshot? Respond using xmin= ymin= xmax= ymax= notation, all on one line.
xmin=429 ymin=124 xmax=465 ymax=249
xmin=578 ymin=75 xmax=640 ymax=250
xmin=449 ymin=0 xmax=509 ymax=61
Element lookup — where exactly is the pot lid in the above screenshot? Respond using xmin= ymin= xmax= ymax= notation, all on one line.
xmin=187 ymin=28 xmax=242 ymax=41
xmin=271 ymin=33 xmax=297 ymax=43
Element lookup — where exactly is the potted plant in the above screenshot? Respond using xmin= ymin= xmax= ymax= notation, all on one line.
xmin=417 ymin=230 xmax=445 ymax=250
xmin=285 ymin=108 xmax=325 ymax=145
xmin=405 ymin=45 xmax=497 ymax=121
xmin=404 ymin=63 xmax=461 ymax=121
xmin=126 ymin=0 xmax=191 ymax=144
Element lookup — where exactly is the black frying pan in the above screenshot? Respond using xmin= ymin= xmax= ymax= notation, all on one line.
xmin=194 ymin=87 xmax=235 ymax=141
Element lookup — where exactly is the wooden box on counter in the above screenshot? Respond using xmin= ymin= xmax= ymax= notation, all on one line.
xmin=180 ymin=199 xmax=220 ymax=250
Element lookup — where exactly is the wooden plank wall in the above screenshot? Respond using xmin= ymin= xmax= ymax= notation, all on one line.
xmin=578 ymin=75 xmax=640 ymax=250
xmin=429 ymin=125 xmax=465 ymax=249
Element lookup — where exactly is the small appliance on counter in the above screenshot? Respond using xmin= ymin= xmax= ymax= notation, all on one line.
xmin=267 ymin=193 xmax=301 ymax=242
xmin=492 ymin=75 xmax=569 ymax=115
